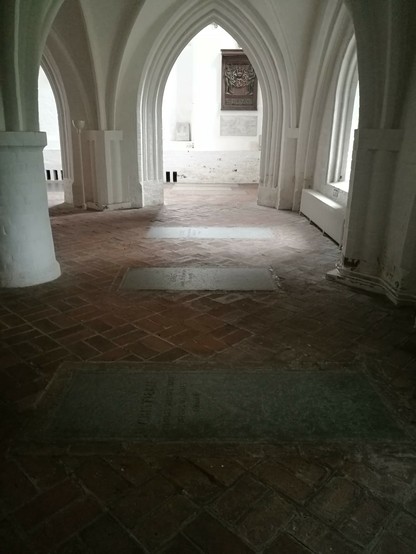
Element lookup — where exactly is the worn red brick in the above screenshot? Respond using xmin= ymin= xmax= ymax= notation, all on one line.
xmin=75 ymin=458 xmax=131 ymax=500
xmin=84 ymin=318 xmax=113 ymax=333
xmin=191 ymin=457 xmax=245 ymax=486
xmin=133 ymin=494 xmax=198 ymax=551
xmin=340 ymin=495 xmax=391 ymax=546
xmin=184 ymin=513 xmax=255 ymax=554
xmin=84 ymin=334 xmax=115 ymax=352
xmin=16 ymin=455 xmax=67 ymax=489
xmin=373 ymin=532 xmax=415 ymax=554
xmin=139 ymin=334 xmax=174 ymax=353
xmin=254 ymin=460 xmax=316 ymax=503
xmin=309 ymin=477 xmax=361 ymax=524
xmin=110 ymin=476 xmax=176 ymax=528
xmin=112 ymin=329 xmax=147 ymax=346
xmin=102 ymin=323 xmax=137 ymax=340
xmin=105 ymin=456 xmax=154 ymax=486
xmin=30 ymin=496 xmax=101 ymax=552
xmin=265 ymin=533 xmax=312 ymax=554
xmin=0 ymin=518 xmax=32 ymax=554
xmin=15 ymin=479 xmax=81 ymax=529
xmin=81 ymin=514 xmax=144 ymax=553
xmin=236 ymin=492 xmax=293 ymax=548
xmin=161 ymin=458 xmax=222 ymax=503
xmin=66 ymin=340 xmax=100 ymax=359
xmin=211 ymin=474 xmax=268 ymax=523
xmin=162 ymin=534 xmax=202 ymax=554
xmin=134 ymin=317 xmax=165 ymax=334
xmin=31 ymin=335 xmax=61 ymax=352
xmin=31 ymin=347 xmax=71 ymax=367
xmin=151 ymin=348 xmax=188 ymax=362
xmin=289 ymin=513 xmax=361 ymax=554
xmin=388 ymin=511 xmax=416 ymax=546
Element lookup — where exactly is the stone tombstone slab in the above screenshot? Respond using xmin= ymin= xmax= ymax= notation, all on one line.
xmin=33 ymin=367 xmax=405 ymax=442
xmin=119 ymin=267 xmax=278 ymax=291
xmin=220 ymin=115 xmax=258 ymax=136
xmin=175 ymin=122 xmax=190 ymax=141
xmin=146 ymin=227 xmax=274 ymax=239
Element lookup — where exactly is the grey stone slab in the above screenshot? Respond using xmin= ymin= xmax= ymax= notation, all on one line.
xmin=34 ymin=367 xmax=405 ymax=442
xmin=175 ymin=122 xmax=190 ymax=141
xmin=146 ymin=227 xmax=275 ymax=239
xmin=119 ymin=267 xmax=278 ymax=291
xmin=220 ymin=116 xmax=258 ymax=136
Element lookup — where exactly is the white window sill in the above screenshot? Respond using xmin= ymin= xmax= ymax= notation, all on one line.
xmin=328 ymin=181 xmax=349 ymax=193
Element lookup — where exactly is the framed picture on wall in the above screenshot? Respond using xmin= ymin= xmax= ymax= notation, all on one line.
xmin=221 ymin=49 xmax=257 ymax=111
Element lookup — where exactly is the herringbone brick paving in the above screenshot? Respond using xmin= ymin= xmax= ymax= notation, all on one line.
xmin=1 ymin=184 xmax=416 ymax=553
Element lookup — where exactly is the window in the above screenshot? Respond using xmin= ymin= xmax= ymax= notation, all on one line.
xmin=327 ymin=37 xmax=358 ymax=192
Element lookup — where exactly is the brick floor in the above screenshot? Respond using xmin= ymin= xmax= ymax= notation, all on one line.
xmin=1 ymin=184 xmax=416 ymax=552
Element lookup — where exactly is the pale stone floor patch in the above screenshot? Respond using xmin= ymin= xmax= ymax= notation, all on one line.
xmin=120 ymin=267 xmax=278 ymax=291
xmin=146 ymin=226 xmax=275 ymax=239
xmin=30 ymin=364 xmax=405 ymax=442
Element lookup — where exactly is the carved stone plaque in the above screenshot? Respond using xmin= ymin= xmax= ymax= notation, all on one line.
xmin=220 ymin=115 xmax=257 ymax=136
xmin=221 ymin=49 xmax=257 ymax=111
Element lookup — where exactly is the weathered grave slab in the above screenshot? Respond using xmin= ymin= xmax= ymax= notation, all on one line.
xmin=146 ymin=227 xmax=275 ymax=239
xmin=28 ymin=364 xmax=405 ymax=442
xmin=120 ymin=267 xmax=278 ymax=291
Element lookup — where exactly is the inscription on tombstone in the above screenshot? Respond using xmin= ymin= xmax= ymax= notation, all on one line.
xmin=138 ymin=379 xmax=157 ymax=425
xmin=42 ymin=370 xmax=405 ymax=442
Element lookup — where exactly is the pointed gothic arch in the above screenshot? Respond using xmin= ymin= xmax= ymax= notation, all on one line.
xmin=41 ymin=45 xmax=74 ymax=197
xmin=135 ymin=0 xmax=295 ymax=207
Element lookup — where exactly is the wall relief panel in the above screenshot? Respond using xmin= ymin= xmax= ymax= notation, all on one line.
xmin=221 ymin=49 xmax=257 ymax=110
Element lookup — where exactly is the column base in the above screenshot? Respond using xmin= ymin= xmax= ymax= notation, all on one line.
xmin=85 ymin=201 xmax=138 ymax=211
xmin=326 ymin=267 xmax=416 ymax=306
xmin=257 ymin=185 xmax=277 ymax=208
xmin=141 ymin=180 xmax=164 ymax=206
xmin=1 ymin=261 xmax=61 ymax=288
xmin=0 ymin=132 xmax=61 ymax=288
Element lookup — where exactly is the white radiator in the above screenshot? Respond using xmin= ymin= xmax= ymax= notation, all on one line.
xmin=300 ymin=189 xmax=345 ymax=245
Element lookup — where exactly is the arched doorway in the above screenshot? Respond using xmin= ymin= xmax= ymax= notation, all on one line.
xmin=41 ymin=45 xmax=74 ymax=205
xmin=38 ymin=65 xmax=64 ymax=206
xmin=162 ymin=23 xmax=263 ymax=187
xmin=135 ymin=0 xmax=295 ymax=208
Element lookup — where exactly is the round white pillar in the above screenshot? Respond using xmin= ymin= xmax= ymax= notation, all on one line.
xmin=0 ymin=132 xmax=61 ymax=287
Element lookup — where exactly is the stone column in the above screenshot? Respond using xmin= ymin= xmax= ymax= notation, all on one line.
xmin=341 ymin=129 xmax=403 ymax=275
xmin=82 ymin=130 xmax=132 ymax=210
xmin=0 ymin=0 xmax=64 ymax=287
xmin=277 ymin=130 xmax=298 ymax=209
xmin=0 ymin=132 xmax=61 ymax=287
xmin=327 ymin=0 xmax=416 ymax=305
